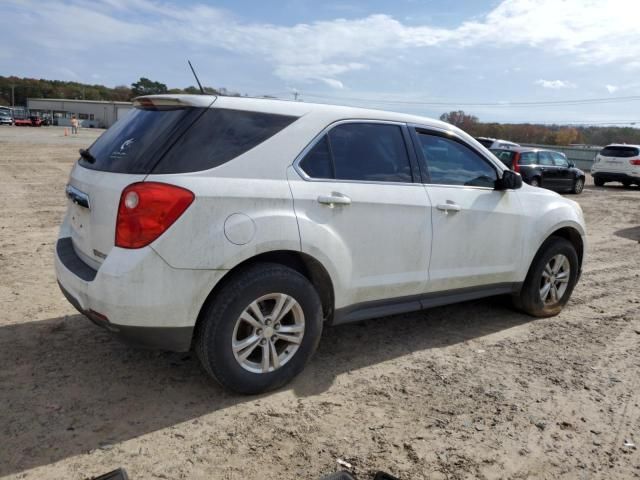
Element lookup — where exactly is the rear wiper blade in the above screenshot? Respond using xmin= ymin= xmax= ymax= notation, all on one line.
xmin=79 ymin=148 xmax=96 ymax=164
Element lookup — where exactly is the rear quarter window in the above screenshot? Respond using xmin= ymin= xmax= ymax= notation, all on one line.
xmin=600 ymin=146 xmax=639 ymax=157
xmin=153 ymin=109 xmax=298 ymax=174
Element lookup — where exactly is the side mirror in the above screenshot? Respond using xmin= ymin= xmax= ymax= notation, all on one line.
xmin=568 ymin=161 xmax=575 ymax=168
xmin=496 ymin=170 xmax=523 ymax=190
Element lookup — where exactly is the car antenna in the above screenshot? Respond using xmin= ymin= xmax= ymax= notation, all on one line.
xmin=188 ymin=60 xmax=205 ymax=94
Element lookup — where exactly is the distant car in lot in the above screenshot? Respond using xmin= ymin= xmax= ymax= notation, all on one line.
xmin=591 ymin=144 xmax=640 ymax=187
xmin=55 ymin=95 xmax=586 ymax=394
xmin=491 ymin=147 xmax=586 ymax=194
xmin=0 ymin=112 xmax=12 ymax=125
xmin=475 ymin=137 xmax=520 ymax=149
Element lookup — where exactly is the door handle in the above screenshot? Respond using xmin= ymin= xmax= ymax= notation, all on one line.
xmin=317 ymin=192 xmax=351 ymax=207
xmin=436 ymin=202 xmax=461 ymax=214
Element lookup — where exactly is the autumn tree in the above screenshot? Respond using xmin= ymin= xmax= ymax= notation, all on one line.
xmin=439 ymin=110 xmax=479 ymax=131
xmin=131 ymin=77 xmax=168 ymax=96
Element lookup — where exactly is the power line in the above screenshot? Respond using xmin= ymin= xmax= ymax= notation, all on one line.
xmin=299 ymin=92 xmax=640 ymax=108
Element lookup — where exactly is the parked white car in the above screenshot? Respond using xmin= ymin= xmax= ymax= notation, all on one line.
xmin=475 ymin=136 xmax=520 ymax=149
xmin=55 ymin=95 xmax=586 ymax=393
xmin=591 ymin=144 xmax=640 ymax=187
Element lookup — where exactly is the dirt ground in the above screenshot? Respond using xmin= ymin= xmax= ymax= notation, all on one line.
xmin=1 ymin=126 xmax=638 ymax=480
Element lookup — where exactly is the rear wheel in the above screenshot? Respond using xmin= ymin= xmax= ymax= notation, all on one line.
xmin=594 ymin=177 xmax=605 ymax=187
xmin=514 ymin=237 xmax=579 ymax=317
xmin=572 ymin=177 xmax=585 ymax=194
xmin=622 ymin=181 xmax=632 ymax=188
xmin=530 ymin=177 xmax=541 ymax=188
xmin=195 ymin=263 xmax=323 ymax=394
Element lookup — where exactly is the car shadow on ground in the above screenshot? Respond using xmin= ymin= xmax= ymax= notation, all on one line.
xmin=1 ymin=297 xmax=534 ymax=476
xmin=614 ymin=226 xmax=640 ymax=242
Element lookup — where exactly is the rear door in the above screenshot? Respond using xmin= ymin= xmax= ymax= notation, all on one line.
xmin=412 ymin=127 xmax=524 ymax=292
xmin=289 ymin=121 xmax=432 ymax=306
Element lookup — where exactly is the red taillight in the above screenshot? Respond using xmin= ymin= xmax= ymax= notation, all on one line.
xmin=630 ymin=159 xmax=640 ymax=166
xmin=115 ymin=182 xmax=194 ymax=249
xmin=512 ymin=152 xmax=521 ymax=173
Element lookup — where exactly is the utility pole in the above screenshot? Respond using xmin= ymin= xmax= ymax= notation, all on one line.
xmin=11 ymin=85 xmax=15 ymax=107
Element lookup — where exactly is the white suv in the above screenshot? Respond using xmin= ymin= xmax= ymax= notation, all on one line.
xmin=55 ymin=95 xmax=586 ymax=394
xmin=591 ymin=144 xmax=640 ymax=187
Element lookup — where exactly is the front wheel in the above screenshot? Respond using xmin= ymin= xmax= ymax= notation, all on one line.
xmin=514 ymin=237 xmax=579 ymax=317
xmin=195 ymin=263 xmax=323 ymax=394
xmin=594 ymin=177 xmax=605 ymax=187
xmin=572 ymin=177 xmax=585 ymax=194
xmin=530 ymin=177 xmax=541 ymax=188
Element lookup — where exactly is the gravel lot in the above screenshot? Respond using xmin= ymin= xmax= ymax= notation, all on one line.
xmin=1 ymin=126 xmax=639 ymax=480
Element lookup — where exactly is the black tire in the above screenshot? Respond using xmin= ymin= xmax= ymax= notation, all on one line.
xmin=195 ymin=263 xmax=323 ymax=394
xmin=572 ymin=177 xmax=585 ymax=194
xmin=594 ymin=177 xmax=605 ymax=187
xmin=513 ymin=237 xmax=579 ymax=318
xmin=530 ymin=177 xmax=541 ymax=188
xmin=622 ymin=181 xmax=631 ymax=188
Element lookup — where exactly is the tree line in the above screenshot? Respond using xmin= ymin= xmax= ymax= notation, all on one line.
xmin=440 ymin=110 xmax=640 ymax=147
xmin=1 ymin=77 xmax=637 ymax=146
xmin=0 ymin=76 xmax=230 ymax=107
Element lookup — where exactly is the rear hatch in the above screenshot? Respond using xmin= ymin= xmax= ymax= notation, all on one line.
xmin=66 ymin=96 xmax=215 ymax=268
xmin=66 ymin=95 xmax=300 ymax=268
xmin=597 ymin=145 xmax=639 ymax=172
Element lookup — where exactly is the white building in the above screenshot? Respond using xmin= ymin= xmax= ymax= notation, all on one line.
xmin=26 ymin=98 xmax=133 ymax=128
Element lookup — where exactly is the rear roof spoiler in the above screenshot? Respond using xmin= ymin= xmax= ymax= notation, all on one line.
xmin=133 ymin=95 xmax=217 ymax=109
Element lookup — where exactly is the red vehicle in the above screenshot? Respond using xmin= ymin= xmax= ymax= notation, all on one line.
xmin=14 ymin=113 xmax=43 ymax=127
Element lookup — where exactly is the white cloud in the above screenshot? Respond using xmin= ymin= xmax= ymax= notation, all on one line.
xmin=535 ymin=79 xmax=576 ymax=89
xmin=7 ymin=0 xmax=640 ymax=88
xmin=605 ymin=84 xmax=619 ymax=94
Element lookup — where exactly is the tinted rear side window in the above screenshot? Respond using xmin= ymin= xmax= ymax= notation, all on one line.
xmin=600 ymin=146 xmax=639 ymax=157
xmin=519 ymin=152 xmax=536 ymax=165
xmin=328 ymin=123 xmax=412 ymax=183
xmin=298 ymin=123 xmax=413 ymax=183
xmin=153 ymin=109 xmax=298 ymax=174
xmin=299 ymin=135 xmax=333 ymax=179
xmin=80 ymin=107 xmax=203 ymax=174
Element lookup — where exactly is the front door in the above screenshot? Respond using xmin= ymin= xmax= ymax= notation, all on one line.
xmin=550 ymin=152 xmax=573 ymax=190
xmin=411 ymin=127 xmax=525 ymax=292
xmin=288 ymin=121 xmax=432 ymax=308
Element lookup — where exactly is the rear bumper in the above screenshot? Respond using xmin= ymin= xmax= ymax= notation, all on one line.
xmin=592 ymin=171 xmax=640 ymax=183
xmin=55 ymin=236 xmax=225 ymax=352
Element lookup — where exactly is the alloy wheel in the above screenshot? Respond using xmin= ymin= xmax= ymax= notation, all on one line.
xmin=539 ymin=254 xmax=571 ymax=304
xmin=232 ymin=293 xmax=305 ymax=374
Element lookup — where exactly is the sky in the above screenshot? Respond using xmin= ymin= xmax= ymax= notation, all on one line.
xmin=2 ymin=0 xmax=640 ymax=124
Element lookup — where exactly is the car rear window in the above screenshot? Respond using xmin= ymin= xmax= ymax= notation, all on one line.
xmin=476 ymin=138 xmax=494 ymax=148
xmin=599 ymin=146 xmax=639 ymax=157
xmin=80 ymin=107 xmax=298 ymax=174
xmin=79 ymin=107 xmax=203 ymax=174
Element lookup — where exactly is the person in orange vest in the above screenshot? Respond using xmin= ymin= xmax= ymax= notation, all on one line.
xmin=70 ymin=116 xmax=79 ymax=134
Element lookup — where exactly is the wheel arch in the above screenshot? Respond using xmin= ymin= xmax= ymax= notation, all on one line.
xmin=548 ymin=226 xmax=584 ymax=267
xmin=192 ymin=250 xmax=335 ymax=348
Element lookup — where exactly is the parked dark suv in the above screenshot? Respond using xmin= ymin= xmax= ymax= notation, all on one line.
xmin=491 ymin=147 xmax=585 ymax=194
